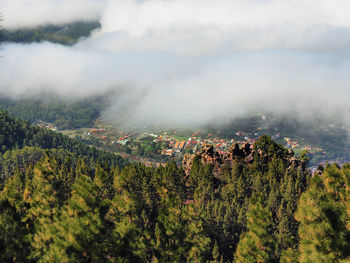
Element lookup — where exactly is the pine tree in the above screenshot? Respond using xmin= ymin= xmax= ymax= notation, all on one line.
xmin=211 ymin=240 xmax=220 ymax=262
xmin=0 ymin=170 xmax=29 ymax=262
xmin=234 ymin=194 xmax=277 ymax=263
xmin=111 ymin=165 xmax=155 ymax=261
xmin=295 ymin=171 xmax=349 ymax=263
xmin=342 ymin=164 xmax=350 ymax=235
xmin=94 ymin=161 xmax=113 ymax=199
xmin=152 ymin=191 xmax=189 ymax=262
xmin=183 ymin=203 xmax=211 ymax=262
xmin=44 ymin=164 xmax=107 ymax=262
xmin=280 ymin=247 xmax=298 ymax=263
xmin=276 ymin=175 xmax=298 ymax=256
xmin=24 ymin=155 xmax=61 ymax=261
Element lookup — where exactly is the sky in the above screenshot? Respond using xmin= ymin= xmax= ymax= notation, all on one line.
xmin=1 ymin=0 xmax=350 ymax=127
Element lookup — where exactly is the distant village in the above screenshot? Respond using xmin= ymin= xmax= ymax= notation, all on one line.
xmin=32 ymin=120 xmax=58 ymax=131
xmin=158 ymin=131 xmax=258 ymax=157
xmin=86 ymin=127 xmax=325 ymax=159
xmin=32 ymin=120 xmax=326 ymax=165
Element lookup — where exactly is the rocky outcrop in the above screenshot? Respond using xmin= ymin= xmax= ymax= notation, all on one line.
xmin=183 ymin=143 xmax=252 ymax=177
xmin=182 ymin=142 xmax=306 ymax=177
xmin=182 ymin=153 xmax=196 ymax=176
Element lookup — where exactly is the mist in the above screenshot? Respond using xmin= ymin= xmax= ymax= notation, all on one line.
xmin=1 ymin=0 xmax=106 ymax=29
xmin=1 ymin=0 xmax=350 ymax=128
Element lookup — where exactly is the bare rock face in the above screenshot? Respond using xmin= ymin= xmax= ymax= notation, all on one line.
xmin=287 ymin=156 xmax=307 ymax=170
xmin=202 ymin=144 xmax=214 ymax=157
xmin=228 ymin=143 xmax=242 ymax=158
xmin=182 ymin=153 xmax=196 ymax=176
xmin=182 ymin=143 xmax=255 ymax=177
xmin=245 ymin=154 xmax=254 ymax=164
xmin=201 ymin=144 xmax=215 ymax=165
xmin=242 ymin=143 xmax=252 ymax=156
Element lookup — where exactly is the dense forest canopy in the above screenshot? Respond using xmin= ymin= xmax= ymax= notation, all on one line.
xmin=1 ymin=2 xmax=350 ymax=262
xmin=0 ymin=96 xmax=108 ymax=129
xmin=0 ymin=113 xmax=348 ymax=262
xmin=0 ymin=111 xmax=127 ymax=181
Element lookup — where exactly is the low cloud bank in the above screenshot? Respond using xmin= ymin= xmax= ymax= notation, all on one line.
xmin=1 ymin=0 xmax=106 ymax=29
xmin=1 ymin=0 xmax=350 ymax=128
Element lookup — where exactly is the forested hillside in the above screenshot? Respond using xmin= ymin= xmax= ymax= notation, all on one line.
xmin=0 ymin=111 xmax=127 ymax=180
xmin=0 ymin=96 xmax=108 ymax=129
xmin=1 ymin=21 xmax=100 ymax=45
xmin=0 ymin=113 xmax=348 ymax=262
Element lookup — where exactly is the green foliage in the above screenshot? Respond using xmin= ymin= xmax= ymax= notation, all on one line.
xmin=280 ymin=248 xmax=299 ymax=263
xmin=0 ymin=95 xmax=107 ymax=129
xmin=235 ymin=193 xmax=277 ymax=263
xmin=0 ymin=171 xmax=30 ymax=262
xmin=0 ymin=111 xmax=127 ymax=175
xmin=0 ymin=114 xmax=348 ymax=262
xmin=24 ymin=155 xmax=62 ymax=261
xmin=44 ymin=170 xmax=107 ymax=262
xmin=295 ymin=164 xmax=350 ymax=263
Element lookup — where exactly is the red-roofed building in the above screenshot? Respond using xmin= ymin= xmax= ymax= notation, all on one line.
xmin=179 ymin=141 xmax=186 ymax=151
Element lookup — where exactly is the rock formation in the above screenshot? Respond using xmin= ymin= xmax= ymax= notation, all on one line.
xmin=182 ymin=142 xmax=306 ymax=177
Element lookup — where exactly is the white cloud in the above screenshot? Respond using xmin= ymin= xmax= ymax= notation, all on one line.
xmin=0 ymin=0 xmax=106 ymax=29
xmin=84 ymin=0 xmax=350 ymax=54
xmin=103 ymin=50 xmax=350 ymax=127
xmin=1 ymin=0 xmax=350 ymax=127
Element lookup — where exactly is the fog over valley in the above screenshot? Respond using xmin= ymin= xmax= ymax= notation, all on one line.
xmin=1 ymin=3 xmax=350 ymax=262
xmin=1 ymin=0 xmax=350 ymax=128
